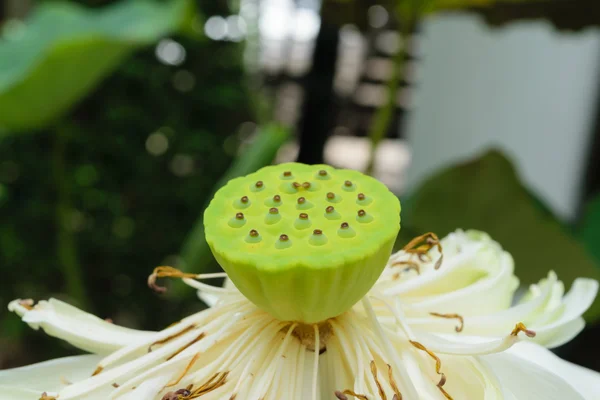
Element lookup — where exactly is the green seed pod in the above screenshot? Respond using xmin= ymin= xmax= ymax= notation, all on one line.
xmin=204 ymin=162 xmax=401 ymax=323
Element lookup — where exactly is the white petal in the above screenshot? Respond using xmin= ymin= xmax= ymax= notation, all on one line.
xmin=481 ymin=351 xmax=586 ymax=400
xmin=506 ymin=341 xmax=600 ymax=400
xmin=0 ymin=385 xmax=51 ymax=400
xmin=530 ymin=278 xmax=598 ymax=348
xmin=8 ymin=299 xmax=155 ymax=354
xmin=0 ymin=354 xmax=101 ymax=393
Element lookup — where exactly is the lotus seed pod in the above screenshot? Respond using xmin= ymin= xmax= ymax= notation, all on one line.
xmin=204 ymin=162 xmax=401 ymax=323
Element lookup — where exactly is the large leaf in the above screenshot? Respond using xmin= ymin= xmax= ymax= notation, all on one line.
xmin=400 ymin=149 xmax=600 ymax=321
xmin=0 ymin=0 xmax=194 ymax=133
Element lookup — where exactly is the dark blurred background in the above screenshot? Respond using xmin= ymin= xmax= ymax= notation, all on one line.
xmin=0 ymin=0 xmax=599 ymax=374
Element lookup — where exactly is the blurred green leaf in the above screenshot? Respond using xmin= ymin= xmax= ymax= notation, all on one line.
xmin=401 ymin=149 xmax=600 ymax=321
xmin=0 ymin=0 xmax=195 ymax=132
xmin=178 ymin=123 xmax=291 ymax=276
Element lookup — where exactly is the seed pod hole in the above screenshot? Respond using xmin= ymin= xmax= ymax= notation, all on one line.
xmin=338 ymin=222 xmax=356 ymax=238
xmin=326 ymin=192 xmax=342 ymax=204
xmin=356 ymin=209 xmax=374 ymax=224
xmin=309 ymin=229 xmax=328 ymax=246
xmin=275 ymin=234 xmax=292 ymax=249
xmin=245 ymin=229 xmax=262 ymax=243
xmin=342 ymin=180 xmax=356 ymax=192
xmin=228 ymin=212 xmax=246 ymax=228
xmin=265 ymin=208 xmax=282 ymax=225
xmin=356 ymin=192 xmax=373 ymax=206
xmin=296 ymin=196 xmax=314 ymax=210
xmin=234 ymin=195 xmax=251 ymax=209
xmin=324 ymin=206 xmax=341 ymax=220
xmin=280 ymin=171 xmax=294 ymax=180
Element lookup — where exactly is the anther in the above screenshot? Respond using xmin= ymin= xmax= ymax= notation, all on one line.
xmin=326 ymin=206 xmax=334 ymax=214
xmin=279 ymin=234 xmax=289 ymax=241
xmin=302 ymin=182 xmax=311 ymax=189
xmin=299 ymin=213 xmax=309 ymax=220
xmin=241 ymin=196 xmax=249 ymax=203
xmin=249 ymin=229 xmax=259 ymax=237
xmin=255 ymin=181 xmax=263 ymax=188
xmin=344 ymin=180 xmax=352 ymax=187
xmin=327 ymin=192 xmax=335 ymax=199
xmin=358 ymin=209 xmax=366 ymax=217
xmin=269 ymin=207 xmax=279 ymax=214
xmin=292 ymin=182 xmax=301 ymax=188
xmin=313 ymin=229 xmax=322 ymax=235
xmin=283 ymin=171 xmax=292 ymax=177
xmin=319 ymin=170 xmax=327 ymax=176
xmin=341 ymin=222 xmax=349 ymax=229
xmin=358 ymin=193 xmax=365 ymax=200
xmin=235 ymin=212 xmax=244 ymax=220
xmin=273 ymin=195 xmax=281 ymax=202
xmin=298 ymin=197 xmax=306 ymax=204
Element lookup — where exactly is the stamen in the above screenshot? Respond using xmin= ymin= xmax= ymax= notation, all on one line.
xmin=510 ymin=322 xmax=536 ymax=338
xmin=312 ymin=324 xmax=320 ymax=400
xmin=148 ymin=325 xmax=197 ymax=352
xmin=165 ymin=353 xmax=202 ymax=388
xmin=298 ymin=197 xmax=306 ymax=204
xmin=409 ymin=340 xmax=452 ymax=399
xmin=335 ymin=391 xmax=348 ymax=400
xmin=387 ymin=364 xmax=402 ymax=400
xmin=370 ymin=361 xmax=387 ymax=400
xmin=391 ymin=260 xmax=420 ymax=275
xmin=92 ymin=366 xmax=103 ymax=376
xmin=283 ymin=171 xmax=292 ymax=177
xmin=341 ymin=390 xmax=369 ymax=400
xmin=402 ymin=232 xmax=443 ymax=270
xmin=319 ymin=170 xmax=328 ymax=176
xmin=429 ymin=313 xmax=465 ymax=333
xmin=235 ymin=212 xmax=244 ymax=220
xmin=362 ymin=298 xmax=418 ymax=398
xmin=184 ymin=371 xmax=229 ymax=398
xmin=303 ymin=182 xmax=311 ymax=189
xmin=39 ymin=393 xmax=57 ymax=400
xmin=255 ymin=181 xmax=263 ymax=188
xmin=148 ymin=266 xmax=200 ymax=294
xmin=166 ymin=332 xmax=206 ymax=361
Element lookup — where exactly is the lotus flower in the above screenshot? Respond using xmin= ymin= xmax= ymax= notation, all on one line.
xmin=1 ymin=164 xmax=598 ymax=399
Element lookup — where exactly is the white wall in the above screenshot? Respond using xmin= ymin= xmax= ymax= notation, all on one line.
xmin=406 ymin=14 xmax=600 ymax=221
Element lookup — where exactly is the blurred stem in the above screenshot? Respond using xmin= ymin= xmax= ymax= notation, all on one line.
xmin=365 ymin=9 xmax=416 ymax=176
xmin=52 ymin=124 xmax=88 ymax=308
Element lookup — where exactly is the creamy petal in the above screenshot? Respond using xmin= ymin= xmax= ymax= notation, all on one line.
xmin=481 ymin=351 xmax=585 ymax=400
xmin=8 ymin=299 xmax=155 ymax=354
xmin=507 ymin=341 xmax=600 ymax=400
xmin=0 ymin=355 xmax=101 ymax=394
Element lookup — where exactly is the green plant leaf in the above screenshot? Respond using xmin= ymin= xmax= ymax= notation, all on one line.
xmin=178 ymin=123 xmax=291 ymax=277
xmin=401 ymin=149 xmax=600 ymax=321
xmin=0 ymin=0 xmax=194 ymax=133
